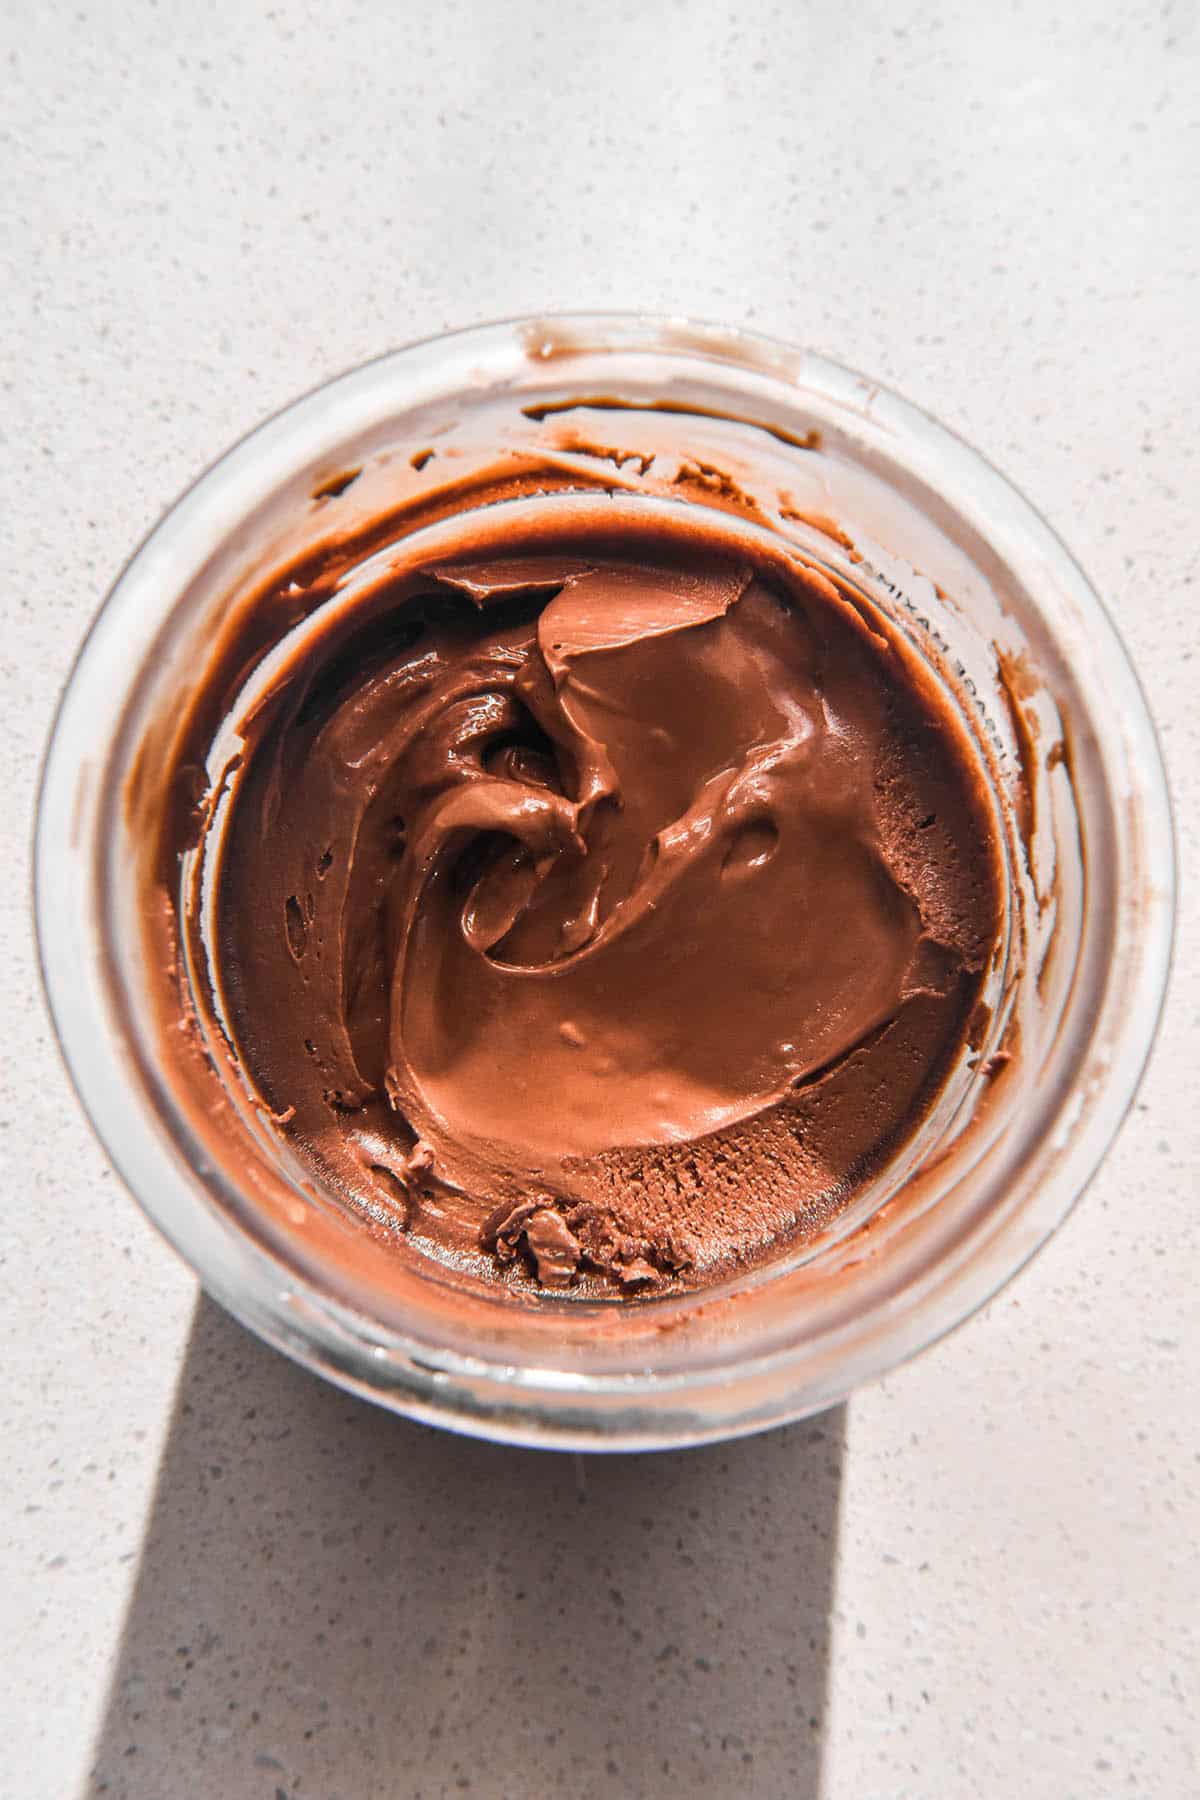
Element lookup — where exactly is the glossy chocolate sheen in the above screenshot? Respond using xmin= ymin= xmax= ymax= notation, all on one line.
xmin=189 ymin=516 xmax=1001 ymax=1296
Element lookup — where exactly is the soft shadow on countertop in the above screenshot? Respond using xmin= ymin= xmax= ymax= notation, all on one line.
xmin=85 ymin=1295 xmax=845 ymax=1800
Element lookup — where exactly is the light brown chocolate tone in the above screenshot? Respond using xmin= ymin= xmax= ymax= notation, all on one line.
xmin=153 ymin=499 xmax=1005 ymax=1299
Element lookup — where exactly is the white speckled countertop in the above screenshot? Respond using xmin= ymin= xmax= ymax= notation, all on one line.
xmin=3 ymin=4 xmax=1197 ymax=1796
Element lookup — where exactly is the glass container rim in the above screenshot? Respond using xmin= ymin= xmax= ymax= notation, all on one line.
xmin=34 ymin=312 xmax=1176 ymax=1450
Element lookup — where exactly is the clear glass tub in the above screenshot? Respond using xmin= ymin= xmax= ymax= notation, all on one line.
xmin=35 ymin=315 xmax=1174 ymax=1449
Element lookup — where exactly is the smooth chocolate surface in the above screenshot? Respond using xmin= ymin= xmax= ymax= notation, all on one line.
xmin=175 ymin=512 xmax=1002 ymax=1296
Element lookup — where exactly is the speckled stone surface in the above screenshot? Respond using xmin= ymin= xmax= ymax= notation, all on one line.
xmin=2 ymin=4 xmax=1196 ymax=1797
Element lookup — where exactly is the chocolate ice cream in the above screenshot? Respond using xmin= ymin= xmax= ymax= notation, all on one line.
xmin=150 ymin=494 xmax=1002 ymax=1296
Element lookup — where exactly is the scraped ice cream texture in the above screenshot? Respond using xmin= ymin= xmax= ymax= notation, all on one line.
xmin=163 ymin=514 xmax=1002 ymax=1296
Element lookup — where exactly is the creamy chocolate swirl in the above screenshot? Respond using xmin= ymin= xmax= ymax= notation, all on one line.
xmin=199 ymin=522 xmax=1000 ymax=1294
